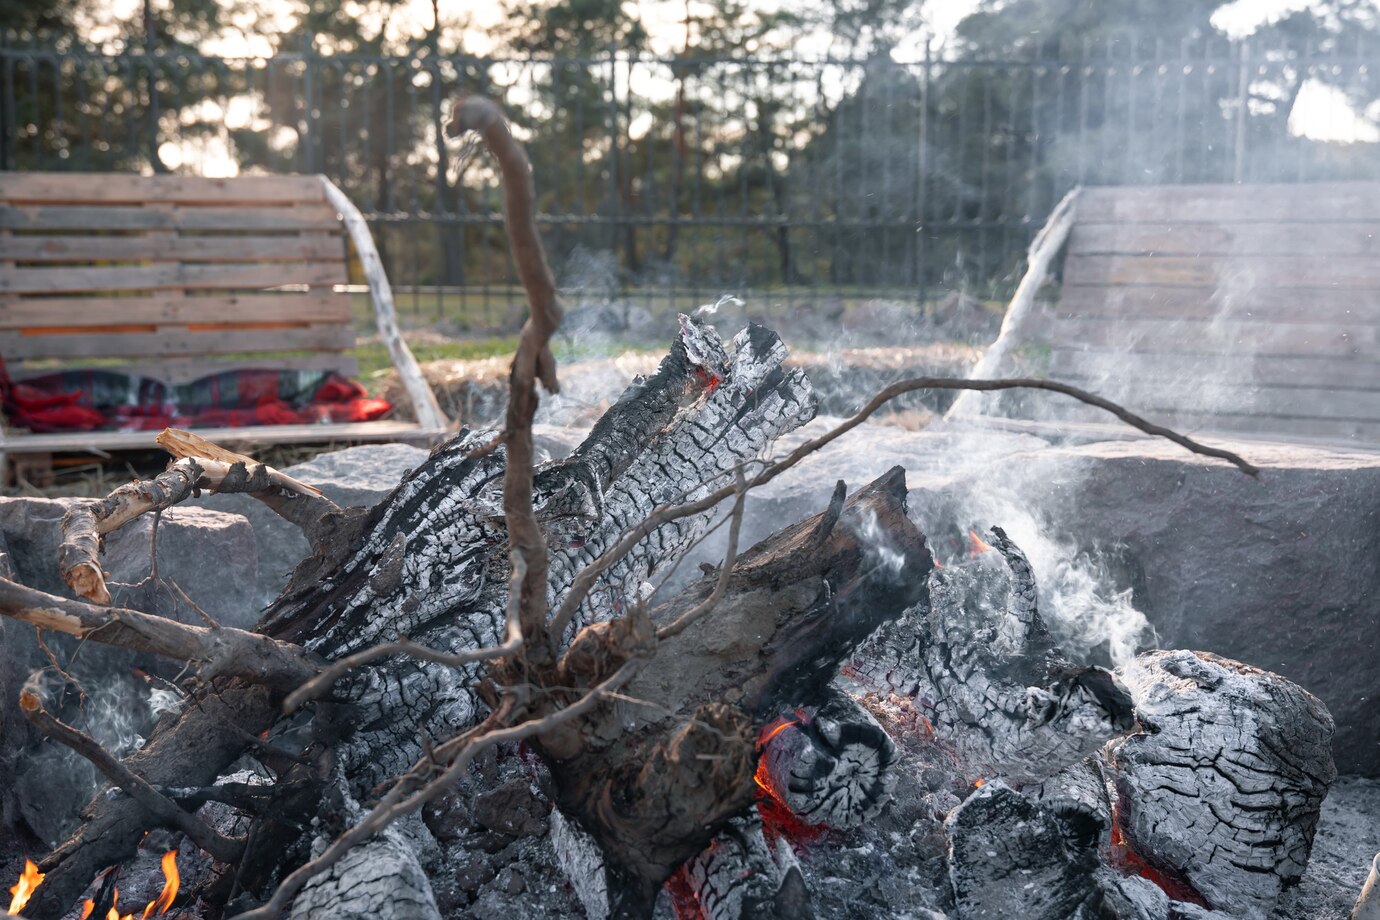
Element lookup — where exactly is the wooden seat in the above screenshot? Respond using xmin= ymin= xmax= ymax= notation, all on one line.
xmin=954 ymin=182 xmax=1380 ymax=448
xmin=0 ymin=171 xmax=447 ymax=482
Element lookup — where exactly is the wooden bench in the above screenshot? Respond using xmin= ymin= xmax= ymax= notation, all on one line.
xmin=0 ymin=171 xmax=447 ymax=483
xmin=950 ymin=182 xmax=1380 ymax=448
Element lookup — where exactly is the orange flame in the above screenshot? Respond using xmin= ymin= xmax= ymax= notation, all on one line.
xmin=967 ymin=529 xmax=994 ymax=556
xmin=140 ymin=851 xmax=178 ymax=918
xmin=973 ymin=777 xmax=986 ymax=788
xmin=79 ymin=900 xmax=95 ymax=920
xmin=6 ymin=859 xmax=44 ymax=916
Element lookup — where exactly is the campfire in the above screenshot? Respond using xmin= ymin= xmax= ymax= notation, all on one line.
xmin=0 ymin=97 xmax=1354 ymax=920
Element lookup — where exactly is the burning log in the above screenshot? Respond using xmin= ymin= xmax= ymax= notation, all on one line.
xmin=539 ymin=466 xmax=931 ymax=917
xmin=757 ymin=686 xmax=897 ymax=829
xmin=850 ymin=525 xmax=1136 ymax=784
xmin=1107 ymin=650 xmax=1336 ymax=919
xmin=680 ymin=809 xmax=810 ymax=920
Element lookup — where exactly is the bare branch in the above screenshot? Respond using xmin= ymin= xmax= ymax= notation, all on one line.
xmin=20 ymin=671 xmax=245 ymax=863
xmin=58 ymin=503 xmax=110 ymax=605
xmin=548 ymin=375 xmax=1257 ymax=644
xmin=448 ymin=95 xmax=563 ymax=660
xmin=0 ymin=577 xmax=318 ymax=691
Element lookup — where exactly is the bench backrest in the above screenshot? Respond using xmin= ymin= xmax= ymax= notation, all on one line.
xmin=0 ymin=172 xmax=357 ymax=382
xmin=997 ymin=182 xmax=1380 ymax=446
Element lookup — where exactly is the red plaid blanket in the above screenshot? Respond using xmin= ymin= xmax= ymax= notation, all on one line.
xmin=0 ymin=360 xmax=392 ymax=433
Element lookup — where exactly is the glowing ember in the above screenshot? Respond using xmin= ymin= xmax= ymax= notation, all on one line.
xmin=141 ymin=851 xmax=179 ymax=918
xmin=1107 ymin=801 xmax=1209 ymax=906
xmin=6 ymin=859 xmax=44 ymax=916
xmin=79 ymin=899 xmax=95 ymax=920
xmin=757 ymin=716 xmax=798 ymax=748
xmin=973 ymin=777 xmax=986 ymax=788
xmin=966 ymin=528 xmax=994 ymax=556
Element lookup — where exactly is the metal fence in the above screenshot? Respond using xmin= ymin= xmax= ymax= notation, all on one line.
xmin=3 ymin=34 xmax=1380 ymax=330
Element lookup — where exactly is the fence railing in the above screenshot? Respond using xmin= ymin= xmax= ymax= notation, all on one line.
xmin=3 ymin=35 xmax=1379 ymax=329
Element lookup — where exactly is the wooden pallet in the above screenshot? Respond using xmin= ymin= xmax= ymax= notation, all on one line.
xmin=0 ymin=171 xmax=448 ymax=482
xmin=952 ymin=182 xmax=1380 ymax=448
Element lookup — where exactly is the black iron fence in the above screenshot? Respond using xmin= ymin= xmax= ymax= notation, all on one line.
xmin=3 ymin=34 xmax=1380 ymax=329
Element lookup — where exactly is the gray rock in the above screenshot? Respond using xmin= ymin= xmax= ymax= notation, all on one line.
xmin=201 ymin=443 xmax=430 ymax=611
xmin=1109 ymin=650 xmax=1336 ymax=919
xmin=104 ymin=505 xmax=257 ymax=628
xmin=919 ymin=436 xmax=1380 ymax=775
xmin=0 ymin=497 xmax=255 ymax=844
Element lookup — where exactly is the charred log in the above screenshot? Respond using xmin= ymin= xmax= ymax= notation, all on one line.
xmin=1108 ymin=649 xmax=1336 ymax=919
xmin=945 ymin=780 xmax=1103 ymax=919
xmin=540 ymin=467 xmax=931 ymax=918
xmin=681 ymin=809 xmax=810 ymax=920
xmin=758 ymin=685 xmax=898 ymax=828
xmin=850 ymin=525 xmax=1135 ymax=784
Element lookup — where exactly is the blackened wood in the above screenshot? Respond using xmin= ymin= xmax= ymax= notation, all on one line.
xmin=541 ymin=467 xmax=930 ymax=917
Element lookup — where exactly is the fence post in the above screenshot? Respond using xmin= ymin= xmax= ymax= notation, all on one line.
xmin=1233 ymin=39 xmax=1249 ymax=184
xmin=916 ymin=37 xmax=931 ymax=308
xmin=301 ymin=30 xmax=317 ymax=174
xmin=143 ymin=0 xmax=161 ymax=171
xmin=607 ymin=42 xmax=621 ymax=289
xmin=0 ymin=31 xmax=9 ymax=172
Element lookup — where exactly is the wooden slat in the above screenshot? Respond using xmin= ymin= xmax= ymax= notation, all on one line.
xmin=0 ymin=323 xmax=354 ymax=360
xmin=1052 ymin=286 xmax=1380 ymax=325
xmin=10 ymin=354 xmax=359 ymax=385
xmin=1069 ymin=221 xmax=1380 ymax=258
xmin=0 ymin=292 xmax=352 ymax=329
xmin=1039 ymin=379 xmax=1380 ymax=423
xmin=2 ymin=234 xmax=344 ymax=264
xmin=0 ymin=173 xmax=325 ymax=205
xmin=1078 ymin=183 xmax=1380 ymax=223
xmin=1023 ymin=402 xmax=1380 ymax=445
xmin=0 ymin=261 xmax=346 ymax=295
xmin=1040 ymin=348 xmax=1380 ymax=393
xmin=961 ymin=414 xmax=1380 ymax=452
xmin=0 ymin=204 xmax=341 ymax=232
xmin=1065 ymin=253 xmax=1380 ymax=289
xmin=1034 ymin=316 xmax=1378 ymax=359
xmin=1 ymin=420 xmax=432 ymax=455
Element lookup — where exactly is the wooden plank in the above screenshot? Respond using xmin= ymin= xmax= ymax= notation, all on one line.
xmin=1033 ymin=316 xmax=1379 ymax=359
xmin=960 ymin=414 xmax=1380 ymax=452
xmin=0 ymin=292 xmax=352 ymax=328
xmin=1053 ymin=286 xmax=1380 ymax=325
xmin=0 ymin=204 xmax=341 ymax=232
xmin=0 ymin=260 xmax=346 ymax=295
xmin=1064 ymin=253 xmax=1380 ymax=290
xmin=2 ymin=234 xmax=345 ymax=264
xmin=10 ymin=354 xmax=359 ymax=385
xmin=2 ymin=420 xmax=432 ymax=455
xmin=1068 ymin=221 xmax=1380 ymax=258
xmin=0 ymin=323 xmax=354 ymax=359
xmin=1035 ymin=379 xmax=1380 ymax=423
xmin=1026 ymin=401 xmax=1380 ymax=445
xmin=1078 ymin=182 xmax=1380 ymax=223
xmin=1040 ymin=348 xmax=1380 ymax=393
xmin=0 ymin=173 xmax=326 ymax=205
